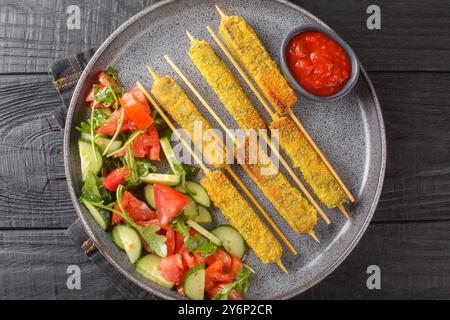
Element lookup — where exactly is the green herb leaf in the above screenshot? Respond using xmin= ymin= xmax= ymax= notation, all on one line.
xmin=93 ymin=85 xmax=116 ymax=107
xmin=80 ymin=171 xmax=102 ymax=203
xmin=183 ymin=164 xmax=200 ymax=181
xmin=105 ymin=67 xmax=119 ymax=80
xmin=185 ymin=235 xmax=218 ymax=258
xmin=76 ymin=108 xmax=110 ymax=133
xmin=136 ymin=158 xmax=157 ymax=177
xmin=214 ymin=266 xmax=253 ymax=300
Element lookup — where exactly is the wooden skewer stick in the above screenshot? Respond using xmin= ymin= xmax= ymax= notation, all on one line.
xmin=277 ymin=261 xmax=288 ymax=274
xmin=338 ymin=205 xmax=351 ymax=220
xmin=151 ymin=59 xmax=297 ymax=254
xmin=225 ymin=165 xmax=297 ymax=255
xmin=166 ymin=47 xmax=330 ymax=227
xmin=206 ymin=25 xmax=354 ymax=219
xmin=165 ymin=53 xmax=329 ymax=235
xmin=288 ymin=110 xmax=356 ymax=204
xmin=215 ymin=5 xmax=226 ymax=18
xmin=136 ymin=80 xmax=288 ymax=273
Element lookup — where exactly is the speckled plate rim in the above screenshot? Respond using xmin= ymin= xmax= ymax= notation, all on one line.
xmin=64 ymin=0 xmax=386 ymax=300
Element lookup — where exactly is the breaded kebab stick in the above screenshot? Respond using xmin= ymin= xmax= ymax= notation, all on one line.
xmin=136 ymin=81 xmax=286 ymax=271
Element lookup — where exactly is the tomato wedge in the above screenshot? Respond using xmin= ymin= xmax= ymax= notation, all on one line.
xmin=165 ymin=226 xmax=176 ymax=256
xmin=205 ymin=249 xmax=232 ymax=271
xmin=121 ymin=191 xmax=156 ymax=223
xmin=97 ymin=108 xmax=136 ymax=135
xmin=229 ymin=255 xmax=243 ymax=278
xmin=158 ymin=253 xmax=187 ymax=285
xmin=121 ymin=87 xmax=153 ymax=131
xmin=102 ymin=167 xmax=129 ymax=191
xmin=174 ymin=232 xmax=185 ymax=255
xmin=146 ymin=126 xmax=160 ymax=161
xmin=153 ymin=184 xmax=192 ymax=227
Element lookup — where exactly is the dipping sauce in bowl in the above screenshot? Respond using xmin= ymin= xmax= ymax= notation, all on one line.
xmin=286 ymin=31 xmax=352 ymax=97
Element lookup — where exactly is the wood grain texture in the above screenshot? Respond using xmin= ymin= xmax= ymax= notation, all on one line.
xmin=372 ymin=73 xmax=450 ymax=222
xmin=0 ymin=230 xmax=124 ymax=299
xmin=298 ymin=220 xmax=450 ymax=299
xmin=0 ymin=0 xmax=449 ymax=73
xmin=0 ymin=0 xmax=158 ymax=73
xmin=2 ymin=221 xmax=450 ymax=299
xmin=0 ymin=74 xmax=75 ymax=229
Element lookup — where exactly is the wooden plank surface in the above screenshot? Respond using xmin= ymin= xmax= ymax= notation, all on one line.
xmin=0 ymin=230 xmax=124 ymax=299
xmin=298 ymin=220 xmax=450 ymax=299
xmin=1 ymin=220 xmax=450 ymax=299
xmin=0 ymin=0 xmax=449 ymax=73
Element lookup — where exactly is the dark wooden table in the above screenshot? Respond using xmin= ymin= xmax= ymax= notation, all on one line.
xmin=0 ymin=0 xmax=449 ymax=300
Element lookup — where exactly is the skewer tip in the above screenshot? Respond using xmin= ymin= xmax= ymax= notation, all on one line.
xmin=186 ymin=30 xmax=195 ymax=41
xmin=309 ymin=231 xmax=320 ymax=244
xmin=338 ymin=205 xmax=351 ymax=221
xmin=215 ymin=5 xmax=226 ymax=18
xmin=146 ymin=65 xmax=160 ymax=81
xmin=277 ymin=261 xmax=288 ymax=274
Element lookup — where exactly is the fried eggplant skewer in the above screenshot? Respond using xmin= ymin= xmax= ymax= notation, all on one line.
xmin=164 ymin=53 xmax=319 ymax=240
xmin=145 ymin=69 xmax=298 ymax=254
xmin=136 ymin=81 xmax=286 ymax=271
xmin=213 ymin=7 xmax=355 ymax=207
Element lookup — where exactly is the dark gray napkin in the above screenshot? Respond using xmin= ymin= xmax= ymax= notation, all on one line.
xmin=51 ymin=50 xmax=158 ymax=300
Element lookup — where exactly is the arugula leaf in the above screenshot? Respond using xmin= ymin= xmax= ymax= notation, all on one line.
xmin=136 ymin=158 xmax=157 ymax=177
xmin=80 ymin=171 xmax=102 ymax=202
xmin=116 ymin=185 xmax=167 ymax=257
xmin=152 ymin=109 xmax=164 ymax=126
xmin=80 ymin=172 xmax=111 ymax=204
xmin=214 ymin=266 xmax=254 ymax=300
xmin=107 ymin=130 xmax=144 ymax=158
xmin=184 ymin=235 xmax=218 ymax=258
xmin=173 ymin=218 xmax=190 ymax=237
xmin=102 ymin=107 xmax=125 ymax=156
xmin=105 ymin=67 xmax=119 ymax=81
xmin=183 ymin=164 xmax=200 ymax=181
xmin=173 ymin=219 xmax=216 ymax=258
xmin=124 ymin=147 xmax=140 ymax=187
xmin=76 ymin=108 xmax=110 ymax=133
xmin=94 ymin=85 xmax=116 ymax=108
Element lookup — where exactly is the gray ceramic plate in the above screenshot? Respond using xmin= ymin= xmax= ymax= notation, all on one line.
xmin=64 ymin=0 xmax=386 ymax=300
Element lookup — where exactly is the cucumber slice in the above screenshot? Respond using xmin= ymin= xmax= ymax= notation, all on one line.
xmin=183 ymin=198 xmax=198 ymax=219
xmin=81 ymin=199 xmax=111 ymax=230
xmin=183 ymin=264 xmax=205 ymax=300
xmin=144 ymin=184 xmax=157 ymax=209
xmin=136 ymin=255 xmax=174 ymax=289
xmin=81 ymin=132 xmax=123 ymax=154
xmin=140 ymin=173 xmax=181 ymax=186
xmin=175 ymin=185 xmax=186 ymax=194
xmin=78 ymin=140 xmax=103 ymax=181
xmin=111 ymin=225 xmax=126 ymax=250
xmin=194 ymin=206 xmax=213 ymax=224
xmin=185 ymin=181 xmax=211 ymax=208
xmin=116 ymin=225 xmax=142 ymax=264
xmin=212 ymin=225 xmax=247 ymax=259
xmin=160 ymin=136 xmax=183 ymax=174
xmin=187 ymin=219 xmax=222 ymax=246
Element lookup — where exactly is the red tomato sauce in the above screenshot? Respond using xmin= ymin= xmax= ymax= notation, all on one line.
xmin=286 ymin=31 xmax=352 ymax=97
